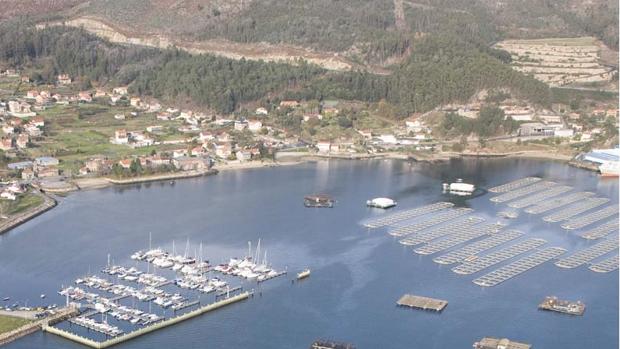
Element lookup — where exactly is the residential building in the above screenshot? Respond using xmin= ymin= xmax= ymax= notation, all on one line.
xmin=248 ymin=119 xmax=263 ymax=132
xmin=16 ymin=134 xmax=29 ymax=148
xmin=172 ymin=157 xmax=209 ymax=171
xmin=57 ymin=74 xmax=72 ymax=85
xmin=113 ymin=129 xmax=129 ymax=144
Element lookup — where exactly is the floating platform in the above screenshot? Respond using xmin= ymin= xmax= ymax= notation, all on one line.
xmin=474 ymin=337 xmax=531 ymax=349
xmin=398 ymin=217 xmax=484 ymax=246
xmin=363 ymin=202 xmax=454 ymax=228
xmin=561 ymin=205 xmax=619 ymax=230
xmin=524 ymin=192 xmax=595 ymax=214
xmin=507 ymin=185 xmax=572 ymax=209
xmin=589 ymin=254 xmax=619 ymax=273
xmin=488 ymin=177 xmax=541 ymax=193
xmin=555 ymin=236 xmax=619 ymax=269
xmin=311 ymin=339 xmax=356 ymax=349
xmin=452 ymin=238 xmax=547 ymax=275
xmin=490 ymin=181 xmax=556 ymax=203
xmin=396 ymin=294 xmax=447 ymax=312
xmin=538 ymin=296 xmax=585 ymax=316
xmin=473 ymin=247 xmax=566 ymax=287
xmin=388 ymin=208 xmax=472 ymax=237
xmin=433 ymin=230 xmax=523 ymax=265
xmin=413 ymin=222 xmax=504 ymax=255
xmin=543 ymin=198 xmax=609 ymax=223
xmin=581 ymin=218 xmax=619 ymax=240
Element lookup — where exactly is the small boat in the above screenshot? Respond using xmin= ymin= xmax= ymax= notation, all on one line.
xmin=297 ymin=268 xmax=311 ymax=280
xmin=40 ymin=294 xmax=46 ymax=299
xmin=366 ymin=197 xmax=397 ymax=209
xmin=442 ymin=179 xmax=475 ymax=196
xmin=2 ymin=297 xmax=9 ymax=301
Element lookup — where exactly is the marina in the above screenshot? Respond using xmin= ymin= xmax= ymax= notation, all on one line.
xmin=472 ymin=247 xmax=566 ymax=287
xmin=489 ymin=181 xmax=556 ymax=203
xmin=388 ymin=207 xmax=473 ymax=237
xmin=538 ymin=297 xmax=585 ymax=316
xmin=589 ymin=255 xmax=620 ymax=273
xmin=362 ymin=202 xmax=454 ymax=228
xmin=451 ymin=238 xmax=547 ymax=275
xmin=542 ymin=197 xmax=610 ymax=223
xmin=396 ymin=294 xmax=448 ymax=312
xmin=560 ymin=204 xmax=619 ymax=230
xmin=555 ymin=236 xmax=619 ymax=269
xmin=432 ymin=230 xmax=523 ymax=265
xmin=581 ymin=218 xmax=619 ymax=240
xmin=524 ymin=191 xmax=596 ymax=214
xmin=487 ymin=177 xmax=541 ymax=193
xmin=413 ymin=222 xmax=504 ymax=255
xmin=507 ymin=185 xmax=573 ymax=209
xmin=398 ymin=217 xmax=484 ymax=246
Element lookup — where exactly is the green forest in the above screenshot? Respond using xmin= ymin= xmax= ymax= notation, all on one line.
xmin=0 ymin=21 xmax=549 ymax=116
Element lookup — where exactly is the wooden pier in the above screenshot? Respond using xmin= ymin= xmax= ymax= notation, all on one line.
xmin=589 ymin=254 xmax=619 ymax=273
xmin=433 ymin=230 xmax=523 ymax=265
xmin=44 ymin=292 xmax=251 ymax=349
xmin=581 ymin=218 xmax=619 ymax=240
xmin=396 ymin=294 xmax=447 ymax=312
xmin=363 ymin=202 xmax=453 ymax=228
xmin=452 ymin=238 xmax=546 ymax=275
xmin=507 ymin=186 xmax=572 ymax=209
xmin=490 ymin=181 xmax=556 ymax=203
xmin=524 ymin=191 xmax=595 ymax=214
xmin=561 ymin=205 xmax=618 ymax=230
xmin=488 ymin=177 xmax=541 ymax=193
xmin=543 ymin=198 xmax=609 ymax=223
xmin=473 ymin=247 xmax=566 ymax=287
xmin=413 ymin=222 xmax=503 ymax=256
xmin=555 ymin=235 xmax=619 ymax=269
xmin=398 ymin=217 xmax=484 ymax=246
xmin=388 ymin=208 xmax=472 ymax=237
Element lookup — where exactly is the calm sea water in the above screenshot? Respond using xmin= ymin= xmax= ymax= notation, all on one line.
xmin=0 ymin=159 xmax=618 ymax=349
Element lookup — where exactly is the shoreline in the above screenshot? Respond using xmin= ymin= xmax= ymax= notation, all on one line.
xmin=0 ymin=152 xmax=582 ymax=236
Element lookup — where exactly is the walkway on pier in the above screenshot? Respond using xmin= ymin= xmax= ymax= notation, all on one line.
xmin=581 ymin=218 xmax=619 ymax=240
xmin=490 ymin=181 xmax=556 ymax=203
xmin=473 ymin=247 xmax=566 ymax=287
xmin=555 ymin=236 xmax=619 ymax=269
xmin=388 ymin=208 xmax=472 ymax=237
xmin=433 ymin=230 xmax=523 ymax=265
xmin=561 ymin=205 xmax=619 ymax=230
xmin=413 ymin=223 xmax=503 ymax=255
xmin=524 ymin=192 xmax=595 ymax=214
xmin=488 ymin=177 xmax=541 ymax=193
xmin=543 ymin=198 xmax=609 ymax=223
xmin=452 ymin=238 xmax=546 ymax=275
xmin=507 ymin=186 xmax=572 ymax=209
xmin=398 ymin=217 xmax=484 ymax=246
xmin=363 ymin=202 xmax=453 ymax=228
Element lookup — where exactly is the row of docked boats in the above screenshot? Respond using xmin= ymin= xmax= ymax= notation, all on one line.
xmin=213 ymin=256 xmax=285 ymax=282
xmin=70 ymin=316 xmax=123 ymax=337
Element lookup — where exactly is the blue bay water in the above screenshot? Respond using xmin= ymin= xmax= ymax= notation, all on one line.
xmin=0 ymin=158 xmax=618 ymax=348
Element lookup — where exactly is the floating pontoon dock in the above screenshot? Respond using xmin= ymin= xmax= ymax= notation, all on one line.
xmin=589 ymin=254 xmax=619 ymax=273
xmin=488 ymin=177 xmax=541 ymax=193
xmin=524 ymin=192 xmax=595 ymax=214
xmin=388 ymin=208 xmax=472 ymax=237
xmin=396 ymin=294 xmax=447 ymax=312
xmin=413 ymin=223 xmax=504 ymax=255
xmin=538 ymin=296 xmax=585 ymax=316
xmin=581 ymin=218 xmax=619 ymax=240
xmin=507 ymin=186 xmax=572 ymax=209
xmin=473 ymin=247 xmax=566 ymax=287
xmin=398 ymin=217 xmax=484 ymax=246
xmin=490 ymin=181 xmax=556 ymax=203
xmin=561 ymin=205 xmax=619 ymax=230
xmin=555 ymin=236 xmax=619 ymax=269
xmin=44 ymin=292 xmax=252 ymax=349
xmin=452 ymin=238 xmax=547 ymax=275
xmin=543 ymin=198 xmax=609 ymax=223
xmin=363 ymin=202 xmax=453 ymax=228
xmin=433 ymin=230 xmax=523 ymax=265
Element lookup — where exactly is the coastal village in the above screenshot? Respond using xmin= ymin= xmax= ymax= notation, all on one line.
xmin=0 ymin=64 xmax=618 ymax=228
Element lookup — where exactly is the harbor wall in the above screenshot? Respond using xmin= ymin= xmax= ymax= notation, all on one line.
xmin=44 ymin=292 xmax=251 ymax=349
xmin=0 ymin=192 xmax=57 ymax=235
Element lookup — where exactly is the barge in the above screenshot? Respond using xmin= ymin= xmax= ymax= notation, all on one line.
xmin=297 ymin=268 xmax=311 ymax=280
xmin=304 ymin=194 xmax=334 ymax=208
xmin=538 ymin=296 xmax=585 ymax=316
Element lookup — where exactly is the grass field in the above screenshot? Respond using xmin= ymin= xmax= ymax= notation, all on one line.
xmin=0 ymin=192 xmax=44 ymax=216
xmin=0 ymin=315 xmax=31 ymax=335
